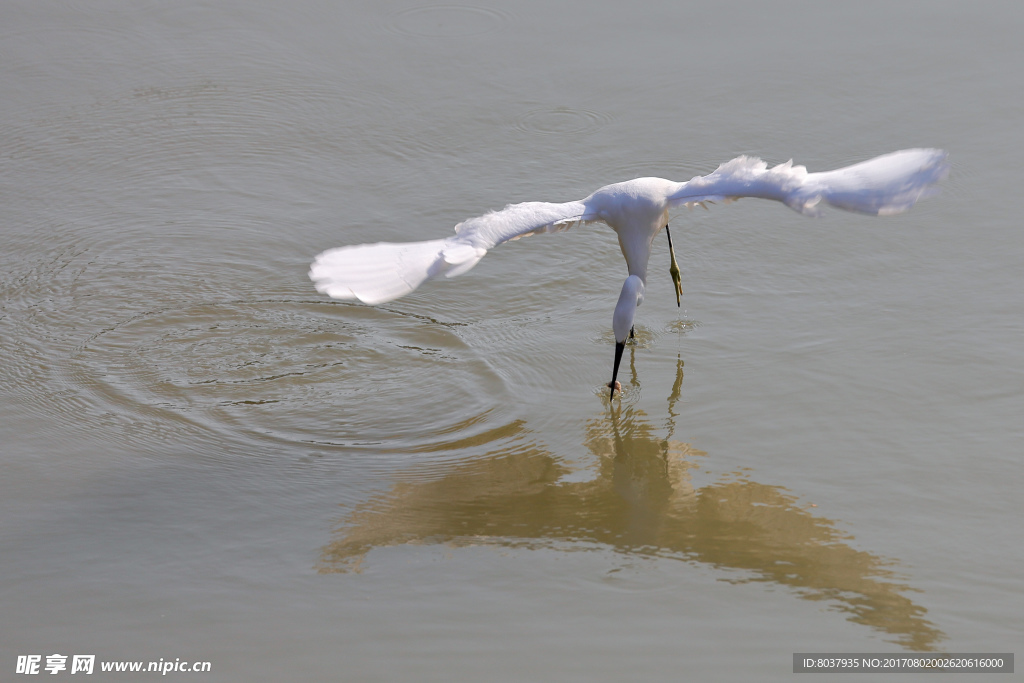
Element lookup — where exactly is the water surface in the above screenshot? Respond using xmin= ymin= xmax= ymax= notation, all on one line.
xmin=2 ymin=1 xmax=1021 ymax=680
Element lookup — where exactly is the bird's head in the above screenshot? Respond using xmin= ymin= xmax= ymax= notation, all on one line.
xmin=613 ymin=275 xmax=645 ymax=343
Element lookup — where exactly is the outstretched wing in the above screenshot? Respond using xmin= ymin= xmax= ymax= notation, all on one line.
xmin=668 ymin=148 xmax=949 ymax=216
xmin=309 ymin=200 xmax=591 ymax=305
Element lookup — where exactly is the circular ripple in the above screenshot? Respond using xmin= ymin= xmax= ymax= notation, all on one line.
xmin=1 ymin=26 xmax=154 ymax=72
xmin=68 ymin=0 xmax=160 ymax=12
xmin=515 ymin=107 xmax=614 ymax=137
xmin=63 ymin=299 xmax=511 ymax=453
xmin=665 ymin=319 xmax=701 ymax=335
xmin=388 ymin=5 xmax=508 ymax=37
xmin=605 ymin=161 xmax=714 ymax=183
xmin=2 ymin=78 xmax=400 ymax=202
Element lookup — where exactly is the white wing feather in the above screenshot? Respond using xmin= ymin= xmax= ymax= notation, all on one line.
xmin=311 ymin=149 xmax=947 ymax=305
xmin=668 ymin=148 xmax=949 ymax=216
xmin=309 ymin=200 xmax=590 ymax=305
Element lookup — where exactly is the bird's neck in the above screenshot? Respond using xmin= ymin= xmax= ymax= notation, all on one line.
xmin=615 ymin=218 xmax=666 ymax=285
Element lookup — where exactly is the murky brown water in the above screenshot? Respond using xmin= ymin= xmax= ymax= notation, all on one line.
xmin=2 ymin=1 xmax=1021 ymax=680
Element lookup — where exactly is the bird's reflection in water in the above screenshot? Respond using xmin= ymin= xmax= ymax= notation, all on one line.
xmin=319 ymin=356 xmax=943 ymax=651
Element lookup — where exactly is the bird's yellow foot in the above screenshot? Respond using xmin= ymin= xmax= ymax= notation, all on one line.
xmin=670 ymin=258 xmax=683 ymax=306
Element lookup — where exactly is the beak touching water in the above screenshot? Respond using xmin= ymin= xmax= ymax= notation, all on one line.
xmin=609 ymin=340 xmax=625 ymax=399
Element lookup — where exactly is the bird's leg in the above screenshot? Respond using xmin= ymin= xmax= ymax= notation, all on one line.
xmin=609 ymin=341 xmax=625 ymax=399
xmin=629 ymin=341 xmax=638 ymax=385
xmin=629 ymin=326 xmax=635 ymax=340
xmin=666 ymin=224 xmax=683 ymax=307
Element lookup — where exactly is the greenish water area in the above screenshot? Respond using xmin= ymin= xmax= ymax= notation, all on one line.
xmin=1 ymin=2 xmax=1021 ymax=680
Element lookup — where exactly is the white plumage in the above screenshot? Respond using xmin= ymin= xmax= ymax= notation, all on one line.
xmin=310 ymin=148 xmax=948 ymax=395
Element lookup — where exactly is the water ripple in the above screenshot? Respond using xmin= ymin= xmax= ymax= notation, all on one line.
xmin=58 ymin=299 xmax=512 ymax=454
xmin=596 ymin=157 xmax=716 ymax=182
xmin=386 ymin=5 xmax=511 ymax=38
xmin=515 ymin=107 xmax=614 ymax=137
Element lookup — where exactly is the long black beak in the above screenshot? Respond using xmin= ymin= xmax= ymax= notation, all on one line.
xmin=610 ymin=340 xmax=625 ymax=399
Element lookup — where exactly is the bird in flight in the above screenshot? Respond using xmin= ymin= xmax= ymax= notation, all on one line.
xmin=310 ymin=148 xmax=948 ymax=398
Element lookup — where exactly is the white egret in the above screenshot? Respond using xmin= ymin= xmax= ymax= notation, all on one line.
xmin=310 ymin=148 xmax=948 ymax=397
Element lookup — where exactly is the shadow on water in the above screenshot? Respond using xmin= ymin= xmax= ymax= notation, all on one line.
xmin=319 ymin=354 xmax=944 ymax=652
